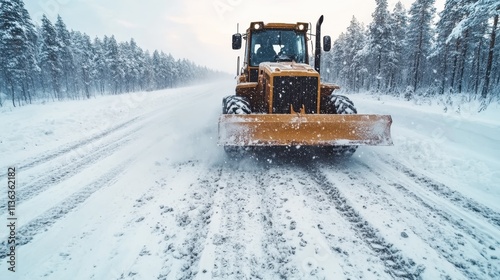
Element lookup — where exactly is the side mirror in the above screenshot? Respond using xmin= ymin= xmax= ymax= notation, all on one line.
xmin=323 ymin=36 xmax=331 ymax=52
xmin=232 ymin=33 xmax=242 ymax=50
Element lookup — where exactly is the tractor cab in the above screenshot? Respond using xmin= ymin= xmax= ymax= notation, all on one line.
xmin=232 ymin=22 xmax=311 ymax=82
xmin=249 ymin=29 xmax=307 ymax=66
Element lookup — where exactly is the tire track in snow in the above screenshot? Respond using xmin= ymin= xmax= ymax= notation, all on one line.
xmin=289 ymin=168 xmax=392 ymax=279
xmin=0 ymin=136 xmax=132 ymax=212
xmin=96 ymin=160 xmax=209 ymax=280
xmin=386 ymin=158 xmax=500 ymax=227
xmin=157 ymin=163 xmax=221 ymax=280
xmin=201 ymin=159 xmax=420 ymax=279
xmin=252 ymin=165 xmax=351 ymax=279
xmin=208 ymin=169 xmax=263 ymax=279
xmin=306 ymin=165 xmax=425 ymax=279
xmin=348 ymin=160 xmax=500 ymax=279
xmin=0 ymin=160 xmax=130 ymax=260
xmin=389 ymin=182 xmax=500 ymax=279
xmin=0 ymin=101 xmax=183 ymax=211
xmin=255 ymin=169 xmax=306 ymax=279
xmin=206 ymin=163 xmax=334 ymax=279
xmin=0 ymin=116 xmax=140 ymax=178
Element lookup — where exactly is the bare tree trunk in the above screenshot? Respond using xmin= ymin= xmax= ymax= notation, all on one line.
xmin=6 ymin=76 xmax=16 ymax=107
xmin=413 ymin=26 xmax=425 ymax=92
xmin=474 ymin=37 xmax=483 ymax=95
xmin=440 ymin=45 xmax=449 ymax=95
xmin=458 ymin=30 xmax=469 ymax=94
xmin=11 ymin=87 xmax=15 ymax=107
xmin=450 ymin=40 xmax=460 ymax=91
xmin=413 ymin=51 xmax=421 ymax=91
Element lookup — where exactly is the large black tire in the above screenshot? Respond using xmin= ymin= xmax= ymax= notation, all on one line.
xmin=322 ymin=94 xmax=358 ymax=158
xmin=222 ymin=95 xmax=251 ymax=114
xmin=222 ymin=95 xmax=251 ymax=158
xmin=331 ymin=95 xmax=357 ymax=114
xmin=321 ymin=94 xmax=357 ymax=114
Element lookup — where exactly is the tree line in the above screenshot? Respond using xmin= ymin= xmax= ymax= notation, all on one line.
xmin=323 ymin=0 xmax=499 ymax=101
xmin=0 ymin=0 xmax=222 ymax=107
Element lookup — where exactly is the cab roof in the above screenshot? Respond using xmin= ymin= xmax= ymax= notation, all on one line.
xmin=247 ymin=22 xmax=309 ymax=33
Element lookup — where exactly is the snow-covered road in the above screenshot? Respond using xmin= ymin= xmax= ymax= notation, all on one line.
xmin=0 ymin=79 xmax=499 ymax=279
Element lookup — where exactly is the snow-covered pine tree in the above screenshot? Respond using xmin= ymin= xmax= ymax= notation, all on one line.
xmin=346 ymin=17 xmax=368 ymax=92
xmin=368 ymin=0 xmax=392 ymax=92
xmin=104 ymin=35 xmax=123 ymax=94
xmin=436 ymin=0 xmax=464 ymax=94
xmin=456 ymin=1 xmax=500 ymax=98
xmin=159 ymin=52 xmax=171 ymax=89
xmin=141 ymin=50 xmax=154 ymax=91
xmin=469 ymin=21 xmax=490 ymax=95
xmin=40 ymin=15 xmax=63 ymax=100
xmin=121 ymin=38 xmax=143 ymax=93
xmin=151 ymin=50 xmax=162 ymax=90
xmin=92 ymin=37 xmax=107 ymax=95
xmin=20 ymin=1 xmax=38 ymax=104
xmin=55 ymin=15 xmax=75 ymax=97
xmin=329 ymin=32 xmax=347 ymax=85
xmin=407 ymin=0 xmax=436 ymax=93
xmin=180 ymin=58 xmax=195 ymax=84
xmin=439 ymin=0 xmax=483 ymax=95
xmin=388 ymin=2 xmax=408 ymax=93
xmin=130 ymin=41 xmax=148 ymax=91
xmin=164 ymin=53 xmax=177 ymax=88
xmin=119 ymin=40 xmax=132 ymax=92
xmin=0 ymin=0 xmax=38 ymax=106
xmin=438 ymin=0 xmax=499 ymax=98
xmin=327 ymin=17 xmax=367 ymax=91
xmin=71 ymin=31 xmax=95 ymax=98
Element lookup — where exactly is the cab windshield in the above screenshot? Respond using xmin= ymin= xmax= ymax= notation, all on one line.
xmin=250 ymin=30 xmax=307 ymax=66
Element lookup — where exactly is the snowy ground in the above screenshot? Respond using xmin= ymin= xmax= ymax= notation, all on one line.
xmin=0 ymin=78 xmax=499 ymax=279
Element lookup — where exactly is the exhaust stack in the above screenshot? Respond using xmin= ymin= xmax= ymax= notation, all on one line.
xmin=314 ymin=15 xmax=324 ymax=74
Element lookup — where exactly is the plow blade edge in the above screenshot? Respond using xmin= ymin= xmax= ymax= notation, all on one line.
xmin=218 ymin=114 xmax=393 ymax=147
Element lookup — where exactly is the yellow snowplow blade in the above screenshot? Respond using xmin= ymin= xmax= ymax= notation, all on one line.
xmin=218 ymin=114 xmax=393 ymax=146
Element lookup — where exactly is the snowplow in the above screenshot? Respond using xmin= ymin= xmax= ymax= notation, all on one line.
xmin=219 ymin=16 xmax=393 ymax=157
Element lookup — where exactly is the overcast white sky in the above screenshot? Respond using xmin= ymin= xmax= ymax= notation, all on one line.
xmin=24 ymin=0 xmax=445 ymax=74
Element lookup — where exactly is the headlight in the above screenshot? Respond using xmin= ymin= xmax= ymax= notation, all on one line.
xmin=250 ymin=22 xmax=264 ymax=30
xmin=296 ymin=22 xmax=308 ymax=32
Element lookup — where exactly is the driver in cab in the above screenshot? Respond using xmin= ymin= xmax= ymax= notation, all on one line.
xmin=254 ymin=36 xmax=276 ymax=64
